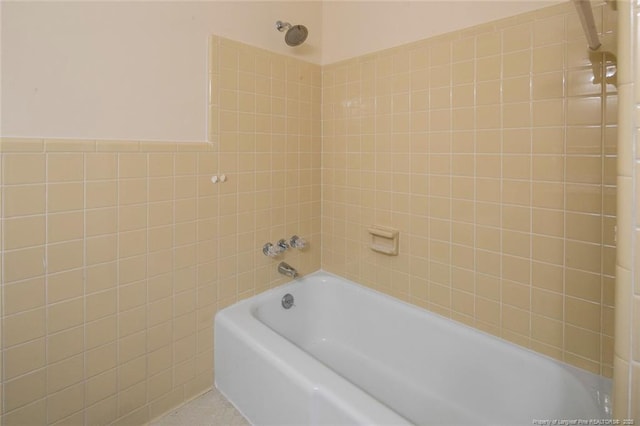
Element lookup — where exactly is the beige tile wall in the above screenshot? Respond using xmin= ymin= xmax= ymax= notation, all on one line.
xmin=321 ymin=1 xmax=617 ymax=377
xmin=613 ymin=0 xmax=639 ymax=419
xmin=208 ymin=36 xmax=322 ymax=296
xmin=0 ymin=37 xmax=321 ymax=425
xmin=0 ymin=3 xmax=620 ymax=423
xmin=632 ymin=0 xmax=640 ymax=416
xmin=0 ymin=140 xmax=225 ymax=426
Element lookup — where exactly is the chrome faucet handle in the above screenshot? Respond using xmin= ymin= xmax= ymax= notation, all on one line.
xmin=290 ymin=235 xmax=307 ymax=249
xmin=277 ymin=239 xmax=289 ymax=251
xmin=263 ymin=242 xmax=284 ymax=257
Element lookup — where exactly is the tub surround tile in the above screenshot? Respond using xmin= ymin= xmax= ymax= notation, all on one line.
xmin=0 ymin=2 xmax=621 ymax=424
xmin=615 ymin=266 xmax=633 ymax=360
xmin=1 ymin=38 xmax=320 ymax=425
xmin=614 ymin=356 xmax=631 ymax=418
xmin=322 ymin=1 xmax=616 ymax=378
xmin=613 ymin=0 xmax=640 ymax=419
xmin=631 ymin=361 xmax=640 ymax=420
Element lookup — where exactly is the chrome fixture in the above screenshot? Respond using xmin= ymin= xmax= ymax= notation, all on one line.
xmin=275 ymin=20 xmax=308 ymax=47
xmin=277 ymin=239 xmax=289 ymax=251
xmin=281 ymin=293 xmax=295 ymax=309
xmin=278 ymin=262 xmax=298 ymax=278
xmin=263 ymin=236 xmax=307 ymax=256
xmin=571 ymin=0 xmax=601 ymax=50
xmin=289 ymin=235 xmax=307 ymax=249
xmin=263 ymin=242 xmax=284 ymax=257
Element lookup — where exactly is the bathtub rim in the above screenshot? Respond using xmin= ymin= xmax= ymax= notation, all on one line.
xmin=221 ymin=269 xmax=611 ymax=385
xmin=214 ymin=268 xmax=612 ymax=422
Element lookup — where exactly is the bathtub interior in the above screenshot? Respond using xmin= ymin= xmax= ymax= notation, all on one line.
xmin=215 ymin=296 xmax=412 ymax=425
xmin=248 ymin=272 xmax=611 ymax=425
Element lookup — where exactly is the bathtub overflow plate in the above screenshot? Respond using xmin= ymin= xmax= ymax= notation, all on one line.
xmin=281 ymin=293 xmax=294 ymax=309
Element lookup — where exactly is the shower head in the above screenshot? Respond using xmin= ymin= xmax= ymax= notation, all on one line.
xmin=276 ymin=20 xmax=308 ymax=47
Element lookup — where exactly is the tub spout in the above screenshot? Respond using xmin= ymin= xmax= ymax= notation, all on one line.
xmin=278 ymin=262 xmax=298 ymax=278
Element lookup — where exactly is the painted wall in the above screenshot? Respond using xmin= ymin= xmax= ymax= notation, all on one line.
xmin=0 ymin=1 xmax=322 ymax=141
xmin=1 ymin=1 xmax=565 ymax=142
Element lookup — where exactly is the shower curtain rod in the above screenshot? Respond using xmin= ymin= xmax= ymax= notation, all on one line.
xmin=572 ymin=0 xmax=602 ymax=50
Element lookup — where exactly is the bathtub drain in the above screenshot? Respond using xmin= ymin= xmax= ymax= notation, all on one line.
xmin=281 ymin=293 xmax=294 ymax=309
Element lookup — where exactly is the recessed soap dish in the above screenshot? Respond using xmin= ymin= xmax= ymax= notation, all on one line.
xmin=368 ymin=225 xmax=399 ymax=256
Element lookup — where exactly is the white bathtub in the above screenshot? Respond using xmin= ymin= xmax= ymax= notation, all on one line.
xmin=214 ymin=271 xmax=611 ymax=425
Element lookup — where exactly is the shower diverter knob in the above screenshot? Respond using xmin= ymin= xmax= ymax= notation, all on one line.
xmin=263 ymin=242 xmax=284 ymax=257
xmin=277 ymin=239 xmax=290 ymax=251
xmin=290 ymin=235 xmax=307 ymax=249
